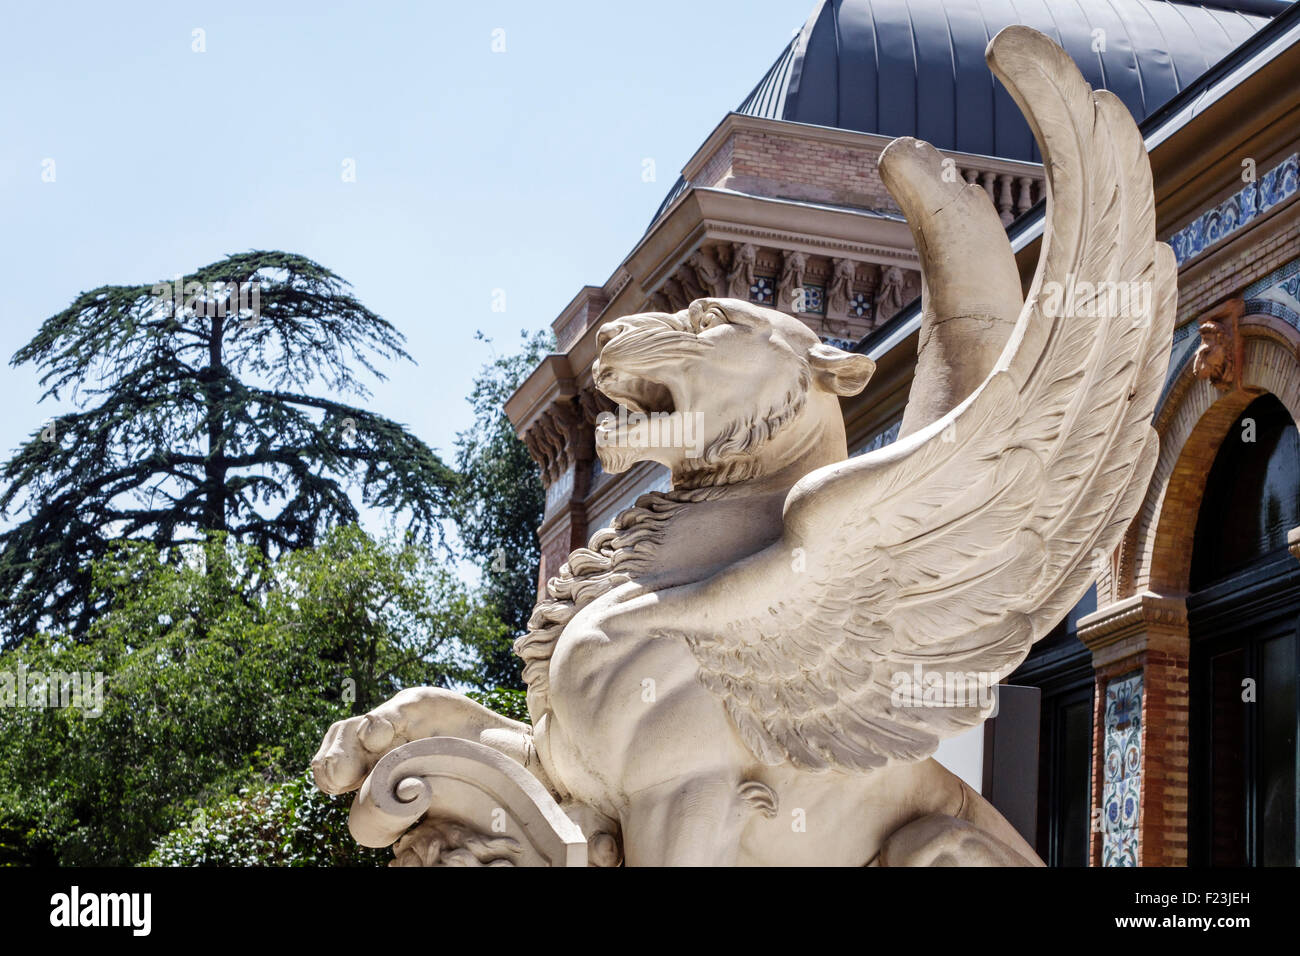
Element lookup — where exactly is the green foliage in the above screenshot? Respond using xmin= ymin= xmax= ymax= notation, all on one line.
xmin=465 ymin=686 xmax=531 ymax=724
xmin=0 ymin=527 xmax=506 ymax=866
xmin=454 ymin=330 xmax=553 ymax=687
xmin=144 ymin=771 xmax=387 ymax=867
xmin=0 ymin=251 xmax=458 ymax=644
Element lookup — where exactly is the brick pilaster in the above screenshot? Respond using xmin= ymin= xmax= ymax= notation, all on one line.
xmin=1078 ymin=592 xmax=1190 ymax=867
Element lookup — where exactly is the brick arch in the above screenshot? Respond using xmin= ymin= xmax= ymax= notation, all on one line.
xmin=1122 ymin=324 xmax=1300 ymax=598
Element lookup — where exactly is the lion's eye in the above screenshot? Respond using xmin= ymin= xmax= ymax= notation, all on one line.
xmin=700 ymin=307 xmax=727 ymax=330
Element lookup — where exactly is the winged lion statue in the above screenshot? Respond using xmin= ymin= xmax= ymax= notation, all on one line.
xmin=311 ymin=26 xmax=1176 ymax=867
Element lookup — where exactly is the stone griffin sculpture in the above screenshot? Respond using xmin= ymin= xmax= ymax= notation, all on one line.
xmin=312 ymin=27 xmax=1176 ymax=866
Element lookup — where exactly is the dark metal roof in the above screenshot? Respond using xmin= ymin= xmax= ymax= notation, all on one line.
xmin=737 ymin=0 xmax=1282 ymax=163
xmin=853 ymin=0 xmax=1300 ymax=359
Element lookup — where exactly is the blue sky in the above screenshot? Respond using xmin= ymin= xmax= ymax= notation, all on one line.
xmin=0 ymin=0 xmax=811 ymax=545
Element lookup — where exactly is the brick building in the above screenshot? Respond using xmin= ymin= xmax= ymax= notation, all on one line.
xmin=505 ymin=0 xmax=1300 ymax=866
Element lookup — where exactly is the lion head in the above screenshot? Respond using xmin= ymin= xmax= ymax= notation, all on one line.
xmin=592 ymin=297 xmax=875 ymax=488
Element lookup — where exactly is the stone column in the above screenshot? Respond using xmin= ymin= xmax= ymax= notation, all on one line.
xmin=1077 ymin=592 xmax=1190 ymax=867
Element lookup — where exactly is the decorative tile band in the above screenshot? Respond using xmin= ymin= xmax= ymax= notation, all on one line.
xmin=1101 ymin=672 xmax=1143 ymax=867
xmin=1242 ymin=256 xmax=1300 ymax=331
xmin=852 ymin=419 xmax=902 ymax=457
xmin=1168 ymin=153 xmax=1298 ymax=265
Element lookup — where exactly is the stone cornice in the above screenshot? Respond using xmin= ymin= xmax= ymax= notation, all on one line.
xmin=681 ymin=112 xmax=1044 ymax=185
xmin=698 ymin=214 xmax=920 ymax=266
xmin=1078 ymin=592 xmax=1189 ymax=669
xmin=632 ymin=188 xmax=919 ymax=294
xmin=503 ymin=354 xmax=576 ymax=436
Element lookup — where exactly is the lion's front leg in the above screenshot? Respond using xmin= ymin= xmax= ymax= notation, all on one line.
xmin=621 ymin=772 xmax=752 ymax=866
xmin=311 ymin=687 xmax=547 ymax=795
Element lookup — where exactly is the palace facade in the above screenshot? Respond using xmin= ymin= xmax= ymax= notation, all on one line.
xmin=505 ymin=0 xmax=1300 ymax=866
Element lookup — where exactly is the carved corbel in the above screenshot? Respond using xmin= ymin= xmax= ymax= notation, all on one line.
xmin=578 ymin=386 xmax=616 ymax=427
xmin=875 ymin=266 xmax=907 ymax=324
xmin=1192 ymin=298 xmax=1245 ymax=392
xmin=827 ymin=257 xmax=857 ymax=316
xmin=777 ymin=251 xmax=807 ymax=311
xmin=521 ymin=429 xmax=544 ymax=472
xmin=688 ymin=247 xmax=729 ymax=298
xmin=726 ymin=242 xmax=757 ymax=299
xmin=674 ymin=264 xmax=707 ymax=303
xmin=662 ymin=276 xmax=689 ymax=312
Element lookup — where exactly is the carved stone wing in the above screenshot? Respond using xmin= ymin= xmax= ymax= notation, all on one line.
xmin=672 ymin=27 xmax=1177 ymax=772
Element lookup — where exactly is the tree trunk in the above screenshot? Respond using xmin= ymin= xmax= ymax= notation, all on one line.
xmin=202 ymin=313 xmax=227 ymax=534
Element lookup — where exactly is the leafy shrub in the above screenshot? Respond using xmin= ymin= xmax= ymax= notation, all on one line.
xmin=465 ymin=687 xmax=530 ymax=724
xmin=145 ymin=770 xmax=388 ymax=867
xmin=0 ymin=527 xmax=507 ymax=865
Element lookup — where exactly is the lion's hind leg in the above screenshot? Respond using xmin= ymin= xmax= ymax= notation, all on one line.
xmin=875 ymin=813 xmax=1042 ymax=866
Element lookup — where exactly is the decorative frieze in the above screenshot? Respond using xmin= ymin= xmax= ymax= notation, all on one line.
xmin=1243 ymin=256 xmax=1300 ymax=332
xmin=851 ymin=419 xmax=902 ymax=458
xmin=649 ymin=240 xmax=916 ymax=345
xmin=1167 ymin=152 xmax=1298 ymax=265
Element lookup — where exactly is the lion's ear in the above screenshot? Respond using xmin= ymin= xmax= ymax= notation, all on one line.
xmin=357 ymin=714 xmax=395 ymax=753
xmin=807 ymin=343 xmax=875 ymax=396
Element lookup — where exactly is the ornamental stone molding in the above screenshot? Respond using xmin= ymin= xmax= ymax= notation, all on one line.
xmin=1078 ymin=591 xmax=1190 ymax=670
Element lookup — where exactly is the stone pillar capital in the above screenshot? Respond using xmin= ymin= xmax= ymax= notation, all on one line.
xmin=1078 ymin=591 xmax=1189 ymax=670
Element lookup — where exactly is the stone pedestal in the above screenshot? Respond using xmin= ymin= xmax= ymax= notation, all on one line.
xmin=1078 ymin=592 xmax=1189 ymax=866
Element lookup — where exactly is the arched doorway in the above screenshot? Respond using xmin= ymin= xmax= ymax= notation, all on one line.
xmin=1188 ymin=393 xmax=1300 ymax=866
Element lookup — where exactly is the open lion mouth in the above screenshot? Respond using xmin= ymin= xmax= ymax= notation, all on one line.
xmin=596 ymin=371 xmax=677 ymax=416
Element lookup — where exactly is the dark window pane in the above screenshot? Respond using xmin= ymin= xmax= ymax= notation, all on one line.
xmin=1058 ymin=697 xmax=1092 ymax=867
xmin=1210 ymin=648 xmax=1248 ymax=866
xmin=1192 ymin=395 xmax=1300 ymax=588
xmin=1259 ymin=633 xmax=1297 ymax=866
